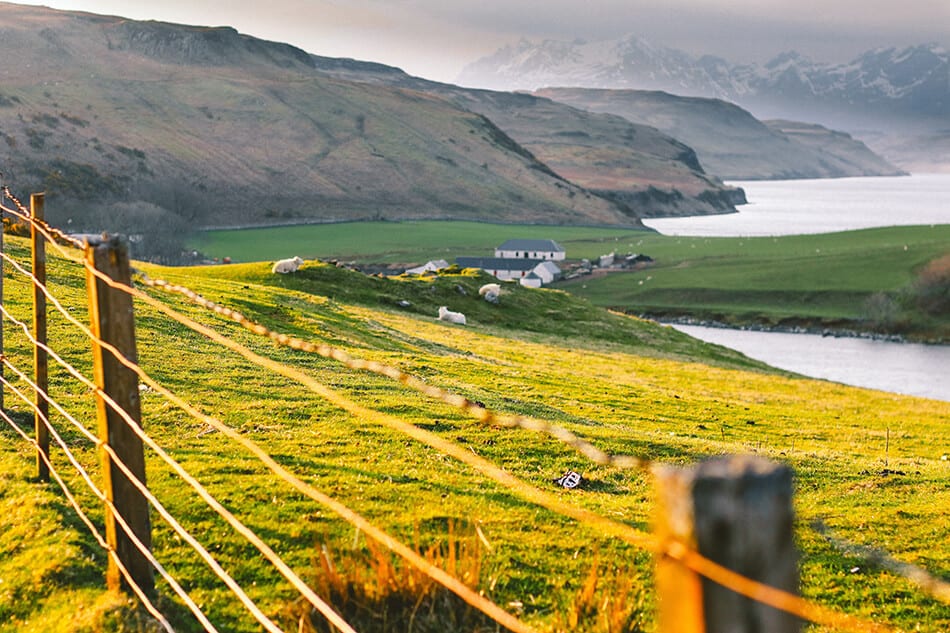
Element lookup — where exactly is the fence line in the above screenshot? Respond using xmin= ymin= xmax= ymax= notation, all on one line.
xmin=115 ymin=269 xmax=894 ymax=633
xmin=0 ymin=190 xmax=934 ymax=632
xmin=0 ymin=202 xmax=652 ymax=473
xmin=11 ymin=237 xmax=881 ymax=631
xmin=0 ymin=305 xmax=290 ymax=633
xmin=0 ymin=299 xmax=351 ymax=633
xmin=0 ymin=405 xmax=173 ymax=631
xmin=140 ymin=275 xmax=653 ymax=472
xmin=0 ymin=230 xmax=535 ymax=633
xmin=0 ymin=368 xmax=201 ymax=632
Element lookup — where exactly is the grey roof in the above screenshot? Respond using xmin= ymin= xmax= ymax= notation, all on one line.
xmin=456 ymin=257 xmax=540 ymax=271
xmin=496 ymin=239 xmax=564 ymax=252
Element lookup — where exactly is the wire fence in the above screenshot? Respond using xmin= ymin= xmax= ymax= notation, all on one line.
xmin=0 ymin=186 xmax=946 ymax=633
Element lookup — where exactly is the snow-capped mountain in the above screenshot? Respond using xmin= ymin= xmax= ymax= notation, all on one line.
xmin=458 ymin=37 xmax=949 ymax=130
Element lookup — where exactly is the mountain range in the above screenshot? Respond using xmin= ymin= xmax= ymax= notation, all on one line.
xmin=459 ymin=36 xmax=950 ymax=170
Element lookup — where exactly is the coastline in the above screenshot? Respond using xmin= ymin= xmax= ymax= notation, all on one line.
xmin=639 ymin=313 xmax=947 ymax=346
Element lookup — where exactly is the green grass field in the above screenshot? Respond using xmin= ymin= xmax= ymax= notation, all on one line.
xmin=192 ymin=221 xmax=950 ymax=340
xmin=1 ymin=235 xmax=948 ymax=632
xmin=560 ymin=225 xmax=950 ymax=340
xmin=188 ymin=221 xmax=654 ymax=264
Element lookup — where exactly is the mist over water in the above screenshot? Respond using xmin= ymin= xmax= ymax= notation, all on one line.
xmin=644 ymin=173 xmax=950 ymax=236
xmin=645 ymin=175 xmax=949 ymax=400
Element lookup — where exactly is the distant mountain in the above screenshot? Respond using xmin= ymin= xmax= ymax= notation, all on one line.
xmin=0 ymin=3 xmax=643 ymax=261
xmin=312 ymin=58 xmax=746 ymax=216
xmin=535 ymin=88 xmax=905 ymax=180
xmin=459 ymin=36 xmax=950 ymax=168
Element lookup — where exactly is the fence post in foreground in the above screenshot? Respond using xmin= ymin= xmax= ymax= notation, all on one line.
xmin=85 ymin=234 xmax=154 ymax=595
xmin=654 ymin=455 xmax=800 ymax=633
xmin=31 ymin=193 xmax=49 ymax=482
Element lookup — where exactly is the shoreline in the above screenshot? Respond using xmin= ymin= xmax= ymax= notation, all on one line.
xmin=639 ymin=314 xmax=947 ymax=345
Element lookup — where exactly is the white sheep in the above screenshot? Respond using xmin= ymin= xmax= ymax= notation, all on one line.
xmin=478 ymin=283 xmax=502 ymax=303
xmin=272 ymin=256 xmax=304 ymax=274
xmin=437 ymin=306 xmax=466 ymax=325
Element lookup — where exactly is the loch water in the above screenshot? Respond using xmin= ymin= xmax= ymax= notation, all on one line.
xmin=643 ymin=174 xmax=950 ymax=401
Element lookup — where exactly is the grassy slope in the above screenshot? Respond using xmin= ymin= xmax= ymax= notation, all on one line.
xmin=0 ymin=235 xmax=947 ymax=632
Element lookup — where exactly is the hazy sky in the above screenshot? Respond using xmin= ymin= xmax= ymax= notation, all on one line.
xmin=18 ymin=0 xmax=950 ymax=82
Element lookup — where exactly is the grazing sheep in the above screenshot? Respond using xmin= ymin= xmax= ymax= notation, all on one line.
xmin=272 ymin=256 xmax=304 ymax=274
xmin=438 ymin=306 xmax=466 ymax=325
xmin=478 ymin=283 xmax=501 ymax=303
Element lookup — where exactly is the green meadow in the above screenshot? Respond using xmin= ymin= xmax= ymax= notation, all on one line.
xmin=188 ymin=221 xmax=654 ymax=264
xmin=0 ymin=235 xmax=947 ymax=632
xmin=192 ymin=221 xmax=950 ymax=340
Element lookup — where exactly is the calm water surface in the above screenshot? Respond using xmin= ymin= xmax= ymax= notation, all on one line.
xmin=671 ymin=325 xmax=950 ymax=402
xmin=644 ymin=173 xmax=950 ymax=236
xmin=644 ymin=175 xmax=949 ymax=400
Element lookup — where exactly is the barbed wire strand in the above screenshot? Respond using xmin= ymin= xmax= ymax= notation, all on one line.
xmin=0 ymin=225 xmax=537 ymax=632
xmin=0 ymin=201 xmax=647 ymax=473
xmin=0 ymin=250 xmax=527 ymax=633
xmin=91 ymin=272 xmax=895 ymax=633
xmin=0 ymin=304 xmax=315 ymax=633
xmin=2 ymin=200 xmax=905 ymax=631
xmin=0 ymin=366 xmax=212 ymax=632
xmin=811 ymin=519 xmax=950 ymax=604
xmin=140 ymin=275 xmax=650 ymax=472
xmin=0 ymin=406 xmax=173 ymax=632
xmin=0 ymin=189 xmax=85 ymax=249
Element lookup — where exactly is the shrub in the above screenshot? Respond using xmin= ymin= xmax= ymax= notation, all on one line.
xmin=913 ymin=253 xmax=950 ymax=316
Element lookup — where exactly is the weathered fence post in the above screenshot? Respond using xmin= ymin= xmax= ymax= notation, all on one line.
xmin=31 ymin=193 xmax=49 ymax=482
xmin=85 ymin=234 xmax=154 ymax=595
xmin=654 ymin=455 xmax=801 ymax=633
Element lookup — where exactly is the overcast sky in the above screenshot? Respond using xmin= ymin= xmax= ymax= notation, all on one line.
xmin=19 ymin=0 xmax=950 ymax=82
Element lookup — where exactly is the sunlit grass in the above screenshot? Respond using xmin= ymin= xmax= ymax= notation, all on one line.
xmin=0 ymin=235 xmax=946 ymax=632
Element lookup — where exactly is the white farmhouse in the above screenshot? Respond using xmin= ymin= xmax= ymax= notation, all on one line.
xmin=495 ymin=239 xmax=565 ymax=261
xmin=456 ymin=257 xmax=561 ymax=285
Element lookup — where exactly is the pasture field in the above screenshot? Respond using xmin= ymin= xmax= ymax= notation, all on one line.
xmin=188 ymin=221 xmax=653 ymax=264
xmin=561 ymin=225 xmax=950 ymax=341
xmin=1 ymin=235 xmax=948 ymax=632
xmin=191 ymin=221 xmax=950 ymax=340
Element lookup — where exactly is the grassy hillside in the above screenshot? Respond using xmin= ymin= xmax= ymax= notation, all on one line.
xmin=311 ymin=58 xmax=746 ymax=217
xmin=0 ymin=234 xmax=947 ymax=632
xmin=0 ymin=3 xmax=638 ymax=262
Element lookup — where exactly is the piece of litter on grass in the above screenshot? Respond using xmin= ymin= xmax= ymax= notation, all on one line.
xmin=849 ymin=567 xmax=861 ymax=574
xmin=554 ymin=470 xmax=582 ymax=489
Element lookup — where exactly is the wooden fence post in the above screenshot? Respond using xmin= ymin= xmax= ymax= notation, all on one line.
xmin=654 ymin=455 xmax=800 ymax=633
xmin=85 ymin=234 xmax=154 ymax=596
xmin=31 ymin=193 xmax=49 ymax=482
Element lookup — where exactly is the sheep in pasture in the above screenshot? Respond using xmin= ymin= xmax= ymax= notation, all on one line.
xmin=438 ymin=306 xmax=467 ymax=325
xmin=478 ymin=283 xmax=502 ymax=304
xmin=272 ymin=256 xmax=304 ymax=274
